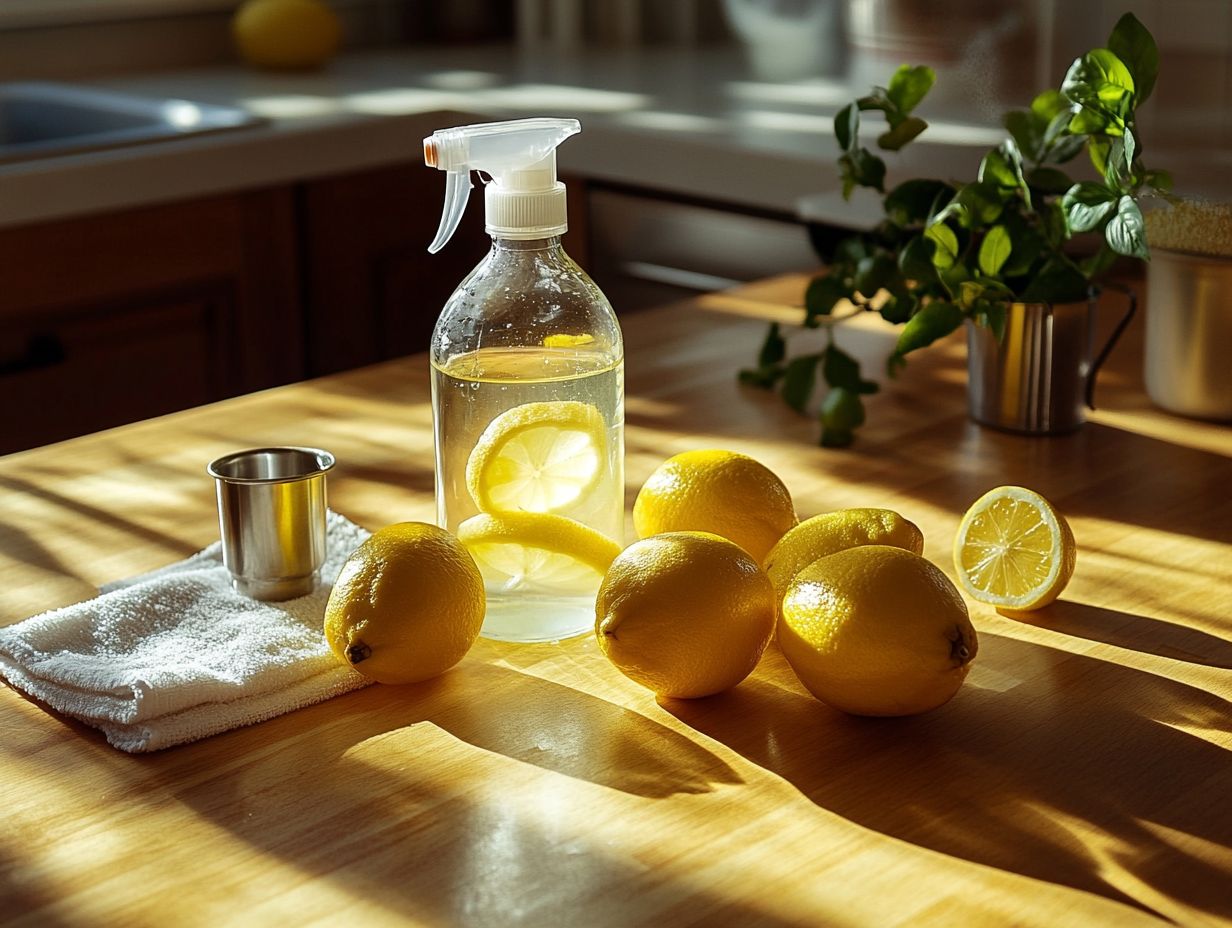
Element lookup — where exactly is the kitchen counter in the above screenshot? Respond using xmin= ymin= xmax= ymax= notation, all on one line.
xmin=2 ymin=275 xmax=1230 ymax=925
xmin=0 ymin=43 xmax=1077 ymax=231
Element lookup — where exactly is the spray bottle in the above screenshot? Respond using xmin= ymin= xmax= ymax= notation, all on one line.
xmin=424 ymin=117 xmax=624 ymax=643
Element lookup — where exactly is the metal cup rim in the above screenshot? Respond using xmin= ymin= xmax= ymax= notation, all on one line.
xmin=206 ymin=446 xmax=336 ymax=485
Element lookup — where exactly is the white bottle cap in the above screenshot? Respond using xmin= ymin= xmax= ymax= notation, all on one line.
xmin=485 ymin=151 xmax=568 ymax=239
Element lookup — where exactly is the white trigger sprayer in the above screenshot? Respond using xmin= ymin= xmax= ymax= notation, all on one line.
xmin=423 ymin=117 xmax=581 ymax=253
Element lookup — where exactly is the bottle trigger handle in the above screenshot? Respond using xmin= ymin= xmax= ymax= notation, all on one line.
xmin=427 ymin=169 xmax=472 ymax=254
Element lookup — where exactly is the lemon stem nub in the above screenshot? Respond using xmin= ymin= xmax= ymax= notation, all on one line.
xmin=347 ymin=641 xmax=373 ymax=665
xmin=950 ymin=628 xmax=973 ymax=665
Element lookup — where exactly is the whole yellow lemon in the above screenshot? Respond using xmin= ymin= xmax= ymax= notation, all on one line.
xmin=233 ymin=0 xmax=341 ymax=71
xmin=595 ymin=531 xmax=776 ymax=699
xmin=779 ymin=545 xmax=977 ymax=716
xmin=324 ymin=522 xmax=485 ymax=685
xmin=763 ymin=507 xmax=923 ymax=608
xmin=632 ymin=449 xmax=797 ymax=563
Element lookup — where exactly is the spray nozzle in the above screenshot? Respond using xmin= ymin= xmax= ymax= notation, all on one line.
xmin=424 ymin=117 xmax=581 ymax=253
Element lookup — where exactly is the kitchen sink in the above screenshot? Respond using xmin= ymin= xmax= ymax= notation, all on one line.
xmin=0 ymin=82 xmax=265 ymax=164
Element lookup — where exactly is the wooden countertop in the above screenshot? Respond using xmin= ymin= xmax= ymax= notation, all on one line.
xmin=2 ymin=275 xmax=1230 ymax=926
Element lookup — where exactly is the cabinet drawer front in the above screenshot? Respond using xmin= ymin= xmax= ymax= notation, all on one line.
xmin=1 ymin=292 xmax=230 ymax=453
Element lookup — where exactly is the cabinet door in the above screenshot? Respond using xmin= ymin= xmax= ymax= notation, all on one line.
xmin=0 ymin=188 xmax=302 ymax=453
xmin=300 ymin=163 xmax=491 ymax=377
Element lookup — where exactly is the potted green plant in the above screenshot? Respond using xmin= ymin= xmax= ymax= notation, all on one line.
xmin=741 ymin=12 xmax=1171 ymax=446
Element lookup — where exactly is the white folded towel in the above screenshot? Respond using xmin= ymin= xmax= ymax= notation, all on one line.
xmin=0 ymin=510 xmax=373 ymax=753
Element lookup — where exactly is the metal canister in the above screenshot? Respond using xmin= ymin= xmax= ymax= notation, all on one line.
xmin=1145 ymin=249 xmax=1232 ymax=421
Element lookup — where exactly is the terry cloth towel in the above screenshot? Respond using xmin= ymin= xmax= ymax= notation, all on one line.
xmin=0 ymin=510 xmax=373 ymax=753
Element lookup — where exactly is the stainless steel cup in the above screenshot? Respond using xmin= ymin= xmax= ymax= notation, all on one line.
xmin=206 ymin=447 xmax=335 ymax=601
xmin=966 ymin=289 xmax=1136 ymax=435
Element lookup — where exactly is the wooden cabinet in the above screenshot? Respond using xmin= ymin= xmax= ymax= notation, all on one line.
xmin=0 ymin=188 xmax=302 ymax=455
xmin=0 ymin=163 xmax=593 ymax=454
xmin=298 ymin=166 xmax=591 ymax=378
xmin=299 ymin=163 xmax=490 ymax=377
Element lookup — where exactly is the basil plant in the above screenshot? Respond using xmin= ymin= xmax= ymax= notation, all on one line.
xmin=742 ymin=13 xmax=1170 ymax=447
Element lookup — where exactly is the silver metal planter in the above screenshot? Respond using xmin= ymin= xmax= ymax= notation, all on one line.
xmin=966 ymin=289 xmax=1136 ymax=435
xmin=1145 ymin=249 xmax=1232 ymax=421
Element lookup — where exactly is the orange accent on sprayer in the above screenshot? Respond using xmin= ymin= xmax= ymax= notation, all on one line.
xmin=424 ymin=139 xmax=438 ymax=167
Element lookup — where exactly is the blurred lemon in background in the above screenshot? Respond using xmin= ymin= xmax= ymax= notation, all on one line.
xmin=324 ymin=522 xmax=484 ymax=685
xmin=633 ymin=449 xmax=797 ymax=562
xmin=779 ymin=545 xmax=977 ymax=716
xmin=763 ymin=507 xmax=924 ymax=608
xmin=233 ymin=0 xmax=341 ymax=71
xmin=596 ymin=531 xmax=776 ymax=699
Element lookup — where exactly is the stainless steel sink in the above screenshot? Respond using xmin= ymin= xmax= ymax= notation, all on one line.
xmin=0 ymin=82 xmax=265 ymax=164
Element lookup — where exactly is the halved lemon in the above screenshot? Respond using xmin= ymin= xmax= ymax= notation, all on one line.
xmin=466 ymin=401 xmax=606 ymax=515
xmin=457 ymin=512 xmax=621 ymax=595
xmin=953 ymin=486 xmax=1076 ymax=611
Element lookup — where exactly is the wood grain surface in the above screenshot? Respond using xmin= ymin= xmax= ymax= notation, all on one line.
xmin=2 ymin=275 xmax=1230 ymax=927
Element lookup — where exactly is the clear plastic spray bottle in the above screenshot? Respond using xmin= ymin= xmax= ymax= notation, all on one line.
xmin=424 ymin=118 xmax=624 ymax=643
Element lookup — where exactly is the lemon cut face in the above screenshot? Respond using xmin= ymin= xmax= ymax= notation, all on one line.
xmin=953 ymin=486 xmax=1076 ymax=611
xmin=466 ymin=401 xmax=606 ymax=515
xmin=457 ymin=512 xmax=621 ymax=596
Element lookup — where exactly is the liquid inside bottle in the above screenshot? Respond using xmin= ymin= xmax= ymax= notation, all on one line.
xmin=431 ymin=237 xmax=623 ymax=642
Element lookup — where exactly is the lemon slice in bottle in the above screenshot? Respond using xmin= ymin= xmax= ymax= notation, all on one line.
xmin=466 ymin=401 xmax=606 ymax=515
xmin=457 ymin=512 xmax=622 ymax=595
xmin=953 ymin=486 xmax=1076 ymax=611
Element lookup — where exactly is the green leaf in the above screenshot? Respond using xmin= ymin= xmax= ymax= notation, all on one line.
xmin=1031 ymin=89 xmax=1069 ymax=121
xmin=1020 ymin=255 xmax=1089 ymax=303
xmin=1069 ymin=106 xmax=1112 ymax=135
xmin=1025 ymin=167 xmax=1073 ymax=195
xmin=781 ymin=353 xmax=821 ymax=413
xmin=805 ymin=275 xmax=851 ymax=323
xmin=1103 ymin=131 xmax=1136 ymax=188
xmin=975 ymin=301 xmax=1008 ymax=342
xmin=738 ymin=364 xmax=785 ymax=388
xmin=820 ymin=387 xmax=865 ymax=447
xmin=978 ymin=224 xmax=1012 ymax=276
xmin=898 ymin=234 xmax=937 ymax=281
xmin=979 ymin=149 xmax=1018 ymax=189
xmin=937 ymin=262 xmax=971 ymax=300
xmin=1145 ymin=168 xmax=1173 ymax=194
xmin=1004 ymin=110 xmax=1044 ymax=163
xmin=1042 ymin=200 xmax=1069 ymax=248
xmin=999 ymin=215 xmax=1046 ymax=278
xmin=822 ymin=345 xmax=879 ymax=395
xmin=877 ymin=116 xmax=928 ymax=151
xmin=1048 ymin=131 xmax=1087 ymax=165
xmin=756 ymin=321 xmax=786 ymax=368
xmin=1088 ymin=136 xmax=1111 ymax=176
xmin=879 ymin=287 xmax=916 ymax=324
xmin=1105 ymin=195 xmax=1149 ymax=259
xmin=924 ymin=223 xmax=959 ymax=269
xmin=834 ymin=103 xmax=859 ymax=152
xmin=886 ymin=64 xmax=936 ymax=115
xmin=1108 ymin=12 xmax=1159 ymax=104
xmin=1062 ymin=49 xmax=1135 ymax=111
xmin=941 ymin=181 xmax=1004 ymax=228
xmin=854 ymin=253 xmax=898 ymax=297
xmin=884 ymin=179 xmax=955 ymax=227
xmin=839 ymin=147 xmax=886 ymax=198
xmin=1062 ymin=181 xmax=1118 ymax=232
xmin=894 ymin=301 xmax=964 ymax=356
